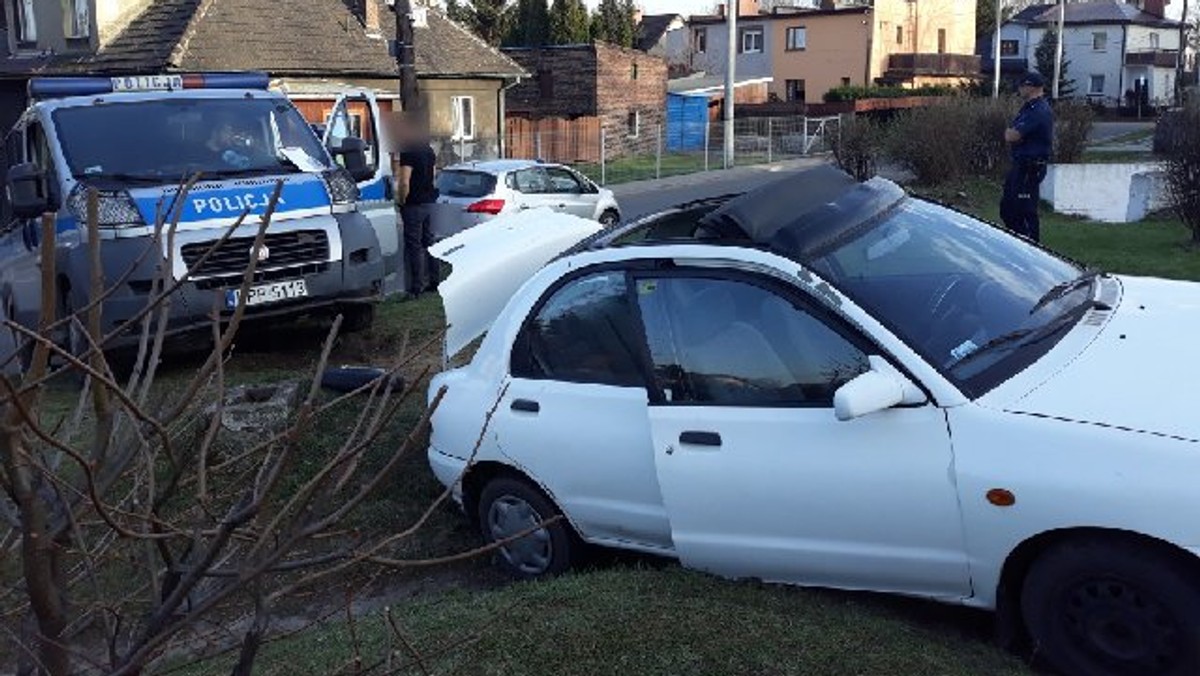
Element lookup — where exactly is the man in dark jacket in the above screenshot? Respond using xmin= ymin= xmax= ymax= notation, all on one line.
xmin=397 ymin=108 xmax=440 ymax=297
xmin=1001 ymin=71 xmax=1054 ymax=243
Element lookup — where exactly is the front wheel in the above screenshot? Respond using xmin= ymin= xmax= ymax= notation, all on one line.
xmin=476 ymin=477 xmax=576 ymax=580
xmin=1021 ymin=538 xmax=1200 ymax=676
xmin=598 ymin=210 xmax=620 ymax=228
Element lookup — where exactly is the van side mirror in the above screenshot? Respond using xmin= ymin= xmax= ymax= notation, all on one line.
xmin=329 ymin=137 xmax=374 ymax=182
xmin=7 ymin=163 xmax=51 ymax=219
xmin=833 ymin=356 xmax=926 ymax=421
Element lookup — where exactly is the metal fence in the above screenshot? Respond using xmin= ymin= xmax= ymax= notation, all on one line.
xmin=431 ymin=115 xmax=840 ymax=187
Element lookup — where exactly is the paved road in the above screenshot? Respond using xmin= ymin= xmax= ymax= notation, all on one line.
xmin=611 ymin=157 xmax=830 ymax=223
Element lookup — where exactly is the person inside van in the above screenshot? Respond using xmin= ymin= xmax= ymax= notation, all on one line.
xmin=205 ymin=115 xmax=259 ymax=170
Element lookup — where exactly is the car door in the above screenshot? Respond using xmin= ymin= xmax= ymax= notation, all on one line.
xmin=507 ymin=167 xmax=554 ymax=213
xmin=491 ymin=268 xmax=673 ymax=553
xmin=636 ymin=270 xmax=971 ymax=599
xmin=541 ymin=166 xmax=596 ymax=219
xmin=322 ymin=91 xmax=399 ymax=296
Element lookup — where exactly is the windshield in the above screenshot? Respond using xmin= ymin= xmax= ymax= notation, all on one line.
xmin=437 ymin=170 xmax=497 ymax=198
xmin=52 ymin=97 xmax=332 ymax=185
xmin=807 ymin=199 xmax=1089 ymax=396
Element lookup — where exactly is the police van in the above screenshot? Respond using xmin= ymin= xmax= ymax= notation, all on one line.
xmin=0 ymin=73 xmax=395 ymax=367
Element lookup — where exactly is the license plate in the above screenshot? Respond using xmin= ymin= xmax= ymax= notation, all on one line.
xmin=111 ymin=75 xmax=184 ymax=92
xmin=225 ymin=280 xmax=308 ymax=309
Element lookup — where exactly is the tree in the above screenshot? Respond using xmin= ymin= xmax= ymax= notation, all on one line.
xmin=449 ymin=0 xmax=513 ymax=46
xmin=590 ymin=0 xmax=636 ymax=48
xmin=977 ymin=0 xmax=998 ymax=40
xmin=1161 ymin=102 xmax=1200 ymax=244
xmin=548 ymin=0 xmax=590 ymax=45
xmin=1035 ymin=28 xmax=1076 ymax=98
xmin=506 ymin=0 xmax=550 ymax=46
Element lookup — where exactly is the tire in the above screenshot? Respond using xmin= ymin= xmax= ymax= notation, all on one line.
xmin=320 ymin=366 xmax=404 ymax=394
xmin=339 ymin=304 xmax=375 ymax=334
xmin=1021 ymin=537 xmax=1200 ymax=676
xmin=476 ymin=476 xmax=576 ymax=580
xmin=598 ymin=210 xmax=620 ymax=228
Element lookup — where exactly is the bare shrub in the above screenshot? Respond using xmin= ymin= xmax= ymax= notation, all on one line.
xmin=1161 ymin=102 xmax=1200 ymax=244
xmin=831 ymin=114 xmax=885 ymax=181
xmin=0 ymin=183 xmax=504 ymax=674
xmin=1053 ymin=100 xmax=1095 ymax=164
xmin=887 ymin=99 xmax=975 ymax=185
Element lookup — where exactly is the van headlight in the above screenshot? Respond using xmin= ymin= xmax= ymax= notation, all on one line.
xmin=322 ymin=168 xmax=359 ymax=211
xmin=66 ymin=184 xmax=146 ymax=229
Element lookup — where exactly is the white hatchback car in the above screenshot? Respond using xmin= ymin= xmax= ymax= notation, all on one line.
xmin=426 ymin=166 xmax=1200 ymax=676
xmin=432 ymin=159 xmax=621 ymax=238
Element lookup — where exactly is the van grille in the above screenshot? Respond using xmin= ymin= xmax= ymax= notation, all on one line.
xmin=181 ymin=230 xmax=330 ymax=278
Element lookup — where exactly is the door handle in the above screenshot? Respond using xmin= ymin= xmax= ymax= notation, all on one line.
xmin=679 ymin=431 xmax=721 ymax=447
xmin=518 ymin=205 xmax=532 ymax=211
xmin=511 ymin=399 xmax=540 ymax=413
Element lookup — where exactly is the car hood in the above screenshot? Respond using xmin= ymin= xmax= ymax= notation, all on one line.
xmin=430 ymin=208 xmax=603 ymax=359
xmin=1001 ymin=276 xmax=1200 ymax=441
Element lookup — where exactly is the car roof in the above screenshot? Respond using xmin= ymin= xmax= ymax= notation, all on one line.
xmin=33 ymin=88 xmax=284 ymax=114
xmin=443 ymin=159 xmax=557 ymax=174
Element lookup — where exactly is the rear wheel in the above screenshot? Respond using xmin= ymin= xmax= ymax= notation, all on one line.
xmin=1021 ymin=538 xmax=1200 ymax=676
xmin=476 ymin=477 xmax=576 ymax=580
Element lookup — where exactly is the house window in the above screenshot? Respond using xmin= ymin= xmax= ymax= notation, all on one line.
xmin=785 ymin=79 xmax=806 ymax=102
xmin=786 ymin=26 xmax=807 ymax=51
xmin=64 ymin=0 xmax=89 ymax=39
xmin=538 ymin=70 xmax=554 ymax=99
xmin=693 ymin=27 xmax=707 ymax=53
xmin=1000 ymin=39 xmax=1019 ymax=56
xmin=627 ymin=110 xmax=641 ymax=138
xmin=632 ymin=62 xmax=639 ymax=80
xmin=1092 ymin=32 xmax=1107 ymax=51
xmin=13 ymin=0 xmax=37 ymax=44
xmin=1089 ymin=75 xmax=1105 ymax=94
xmin=1149 ymin=32 xmax=1160 ymax=49
xmin=740 ymin=27 xmax=764 ymax=54
xmin=841 ymin=77 xmax=851 ymax=87
xmin=451 ymin=96 xmax=475 ymax=141
xmin=937 ymin=28 xmax=946 ymax=54
xmin=896 ymin=26 xmax=904 ymax=45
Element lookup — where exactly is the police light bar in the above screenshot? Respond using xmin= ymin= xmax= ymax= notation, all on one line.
xmin=28 ymin=72 xmax=271 ymax=99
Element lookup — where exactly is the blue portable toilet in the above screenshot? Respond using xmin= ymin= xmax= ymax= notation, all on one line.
xmin=666 ymin=93 xmax=709 ymax=152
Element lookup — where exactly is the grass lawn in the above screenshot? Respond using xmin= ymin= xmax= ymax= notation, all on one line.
xmin=175 ymin=568 xmax=1030 ymax=676
xmin=1078 ymin=149 xmax=1159 ymax=164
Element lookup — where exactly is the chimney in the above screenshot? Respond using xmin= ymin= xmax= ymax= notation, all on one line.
xmin=362 ymin=0 xmax=382 ymax=36
xmin=717 ymin=3 xmax=726 ymax=18
xmin=1141 ymin=0 xmax=1166 ymax=18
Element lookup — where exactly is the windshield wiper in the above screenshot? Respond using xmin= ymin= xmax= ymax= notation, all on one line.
xmin=949 ymin=309 xmax=1083 ymax=372
xmin=75 ymin=172 xmax=166 ymax=185
xmin=1029 ymin=269 xmax=1104 ymax=316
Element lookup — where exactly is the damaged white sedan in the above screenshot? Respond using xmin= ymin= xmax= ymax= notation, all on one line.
xmin=426 ymin=165 xmax=1200 ymax=676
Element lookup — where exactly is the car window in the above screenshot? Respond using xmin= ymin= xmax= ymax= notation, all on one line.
xmin=511 ymin=271 xmax=645 ymax=387
xmin=544 ymin=167 xmax=582 ymax=194
xmin=511 ymin=167 xmax=549 ymax=194
xmin=437 ymin=170 xmax=497 ymax=198
xmin=635 ymin=275 xmax=869 ymax=407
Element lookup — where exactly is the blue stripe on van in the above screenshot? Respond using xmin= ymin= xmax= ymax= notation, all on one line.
xmin=130 ymin=177 xmax=331 ymax=226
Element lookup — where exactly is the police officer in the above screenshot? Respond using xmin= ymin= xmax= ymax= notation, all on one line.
xmin=396 ymin=108 xmax=440 ymax=298
xmin=1002 ymin=72 xmax=1054 ymax=243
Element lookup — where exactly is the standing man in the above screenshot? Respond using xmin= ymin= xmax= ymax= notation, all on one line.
xmin=1002 ymin=72 xmax=1055 ymax=243
xmin=396 ymin=108 xmax=440 ymax=298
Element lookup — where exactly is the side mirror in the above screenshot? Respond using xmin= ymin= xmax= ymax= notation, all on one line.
xmin=7 ymin=163 xmax=51 ymax=219
xmin=833 ymin=356 xmax=926 ymax=422
xmin=329 ymin=137 xmax=373 ymax=182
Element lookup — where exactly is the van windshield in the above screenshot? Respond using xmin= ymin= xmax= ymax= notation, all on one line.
xmin=52 ymin=97 xmax=332 ymax=186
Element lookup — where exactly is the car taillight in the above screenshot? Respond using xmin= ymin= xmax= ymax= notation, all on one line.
xmin=465 ymin=199 xmax=505 ymax=215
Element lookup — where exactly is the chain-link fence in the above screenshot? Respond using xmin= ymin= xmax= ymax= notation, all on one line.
xmin=431 ymin=115 xmax=840 ymax=187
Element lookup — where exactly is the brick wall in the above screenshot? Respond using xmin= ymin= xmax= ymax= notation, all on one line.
xmin=594 ymin=42 xmax=668 ymax=157
xmin=503 ymin=46 xmax=600 ymax=118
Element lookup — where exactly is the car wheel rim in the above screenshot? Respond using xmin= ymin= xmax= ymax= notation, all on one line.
xmin=1061 ymin=576 xmax=1181 ymax=672
xmin=486 ymin=495 xmax=552 ymax=575
xmin=600 ymin=213 xmax=617 ymax=227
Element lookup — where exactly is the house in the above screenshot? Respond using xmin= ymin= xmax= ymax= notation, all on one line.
xmin=991 ymin=0 xmax=1183 ymax=107
xmin=687 ymin=0 xmax=979 ymax=105
xmin=0 ymin=0 xmax=527 ymax=159
xmin=636 ymin=12 xmax=691 ymax=76
xmin=502 ymin=42 xmax=668 ymax=161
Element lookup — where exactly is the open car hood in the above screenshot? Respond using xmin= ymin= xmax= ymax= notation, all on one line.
xmin=430 ymin=208 xmax=604 ymax=359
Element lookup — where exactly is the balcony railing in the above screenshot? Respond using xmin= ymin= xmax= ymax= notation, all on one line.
xmin=1125 ymin=49 xmax=1180 ymax=68
xmin=887 ymin=53 xmax=982 ymax=78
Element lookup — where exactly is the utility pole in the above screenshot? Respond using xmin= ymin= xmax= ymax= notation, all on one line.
xmin=1179 ymin=0 xmax=1191 ymax=106
xmin=724 ymin=1 xmax=737 ymax=169
xmin=394 ymin=0 xmax=418 ymax=111
xmin=1052 ymin=0 xmax=1065 ymax=99
xmin=993 ymin=0 xmax=1003 ymax=98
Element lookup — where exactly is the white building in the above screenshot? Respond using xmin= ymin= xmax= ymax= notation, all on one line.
xmin=999 ymin=1 xmax=1185 ymax=107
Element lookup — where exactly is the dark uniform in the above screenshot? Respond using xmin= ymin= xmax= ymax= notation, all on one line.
xmin=1001 ymin=83 xmax=1054 ymax=243
xmin=399 ymin=141 xmax=439 ymax=296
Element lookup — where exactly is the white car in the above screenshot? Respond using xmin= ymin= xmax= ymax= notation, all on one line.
xmin=426 ymin=166 xmax=1200 ymax=676
xmin=432 ymin=160 xmax=621 ymax=238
